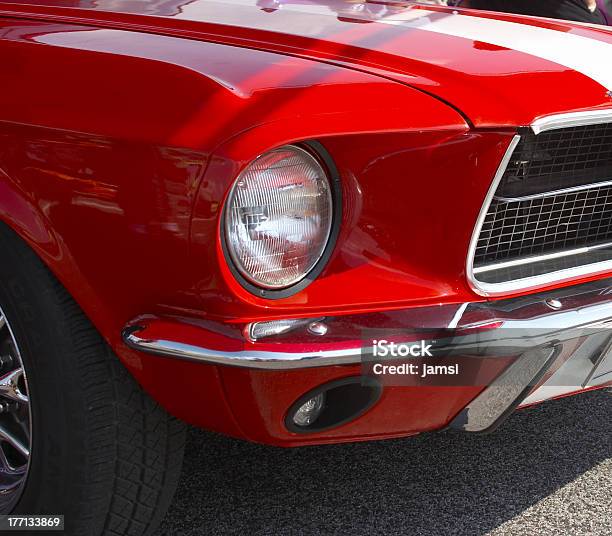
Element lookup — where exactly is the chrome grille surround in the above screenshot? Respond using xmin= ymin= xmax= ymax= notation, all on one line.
xmin=467 ymin=110 xmax=612 ymax=296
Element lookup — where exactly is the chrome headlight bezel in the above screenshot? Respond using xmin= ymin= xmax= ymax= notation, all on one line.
xmin=221 ymin=141 xmax=342 ymax=299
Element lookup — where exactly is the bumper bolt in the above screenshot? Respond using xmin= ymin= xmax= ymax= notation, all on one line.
xmin=308 ymin=321 xmax=328 ymax=336
xmin=545 ymin=298 xmax=562 ymax=310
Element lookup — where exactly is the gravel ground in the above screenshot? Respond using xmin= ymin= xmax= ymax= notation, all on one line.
xmin=157 ymin=388 xmax=611 ymax=535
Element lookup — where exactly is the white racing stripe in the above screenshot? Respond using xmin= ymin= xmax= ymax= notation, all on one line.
xmin=380 ymin=10 xmax=612 ymax=90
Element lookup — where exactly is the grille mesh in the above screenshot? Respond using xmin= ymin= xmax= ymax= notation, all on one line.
xmin=476 ymin=184 xmax=612 ymax=264
xmin=497 ymin=123 xmax=612 ymax=199
xmin=474 ymin=123 xmax=612 ymax=269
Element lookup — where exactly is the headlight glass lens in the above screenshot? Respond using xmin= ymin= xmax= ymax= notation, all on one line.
xmin=225 ymin=145 xmax=333 ymax=290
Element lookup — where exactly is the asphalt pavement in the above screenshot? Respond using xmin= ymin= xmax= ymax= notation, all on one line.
xmin=157 ymin=388 xmax=611 ymax=535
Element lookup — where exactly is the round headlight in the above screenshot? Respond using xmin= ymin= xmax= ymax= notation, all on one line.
xmin=224 ymin=145 xmax=334 ymax=290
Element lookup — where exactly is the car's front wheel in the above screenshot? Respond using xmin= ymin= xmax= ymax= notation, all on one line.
xmin=0 ymin=223 xmax=185 ymax=535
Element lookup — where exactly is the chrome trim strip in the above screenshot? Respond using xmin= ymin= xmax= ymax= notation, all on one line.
xmin=473 ymin=241 xmax=612 ymax=275
xmin=531 ymin=109 xmax=612 ymax=134
xmin=466 ymin=135 xmax=521 ymax=297
xmin=447 ymin=303 xmax=469 ymax=330
xmin=123 ymin=295 xmax=612 ymax=369
xmin=494 ymin=179 xmax=612 ymax=203
xmin=123 ymin=329 xmax=362 ymax=370
xmin=474 ymin=260 xmax=612 ymax=296
xmin=495 ymin=301 xmax=612 ymax=333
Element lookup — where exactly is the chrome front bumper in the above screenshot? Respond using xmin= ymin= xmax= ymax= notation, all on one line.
xmin=123 ymin=278 xmax=612 ymax=432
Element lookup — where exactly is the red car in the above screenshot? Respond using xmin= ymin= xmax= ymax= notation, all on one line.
xmin=0 ymin=0 xmax=610 ymax=533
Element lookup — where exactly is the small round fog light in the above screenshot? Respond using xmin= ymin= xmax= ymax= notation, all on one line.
xmin=292 ymin=393 xmax=325 ymax=427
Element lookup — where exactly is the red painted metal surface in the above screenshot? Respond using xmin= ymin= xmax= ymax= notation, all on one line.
xmin=0 ymin=0 xmax=610 ymax=444
xmin=1 ymin=0 xmax=612 ymax=127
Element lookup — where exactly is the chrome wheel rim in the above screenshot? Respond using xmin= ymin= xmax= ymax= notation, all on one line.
xmin=0 ymin=306 xmax=31 ymax=512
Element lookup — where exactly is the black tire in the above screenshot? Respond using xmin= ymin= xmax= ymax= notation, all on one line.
xmin=0 ymin=223 xmax=185 ymax=535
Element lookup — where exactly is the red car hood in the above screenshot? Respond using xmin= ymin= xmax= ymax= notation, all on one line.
xmin=3 ymin=0 xmax=612 ymax=127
